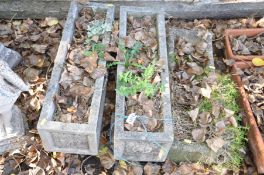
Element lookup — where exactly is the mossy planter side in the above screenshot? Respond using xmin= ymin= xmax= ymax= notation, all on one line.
xmin=114 ymin=6 xmax=174 ymax=162
xmin=224 ymin=28 xmax=264 ymax=61
xmin=37 ymin=1 xmax=115 ymax=155
xmin=231 ymin=62 xmax=264 ymax=174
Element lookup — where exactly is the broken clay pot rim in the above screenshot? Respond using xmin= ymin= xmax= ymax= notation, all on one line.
xmin=224 ymin=28 xmax=264 ymax=61
xmin=231 ymin=61 xmax=264 ymax=174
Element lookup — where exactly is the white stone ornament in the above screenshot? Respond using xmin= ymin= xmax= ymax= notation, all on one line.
xmin=0 ymin=59 xmax=28 ymax=139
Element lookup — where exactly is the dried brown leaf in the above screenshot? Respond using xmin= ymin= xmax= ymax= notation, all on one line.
xmin=31 ymin=44 xmax=48 ymax=54
xmin=69 ymin=85 xmax=93 ymax=97
xmin=186 ymin=62 xmax=204 ymax=75
xmin=90 ymin=66 xmax=107 ymax=79
xmin=192 ymin=128 xmax=206 ymax=143
xmin=99 ymin=154 xmax=115 ymax=169
xmin=142 ymin=100 xmax=154 ymax=117
xmin=188 ymin=108 xmax=199 ymax=122
xmin=206 ymin=137 xmax=225 ymax=152
xmin=23 ymin=68 xmax=40 ymax=82
xmin=143 ymin=163 xmax=160 ymax=175
xmin=212 ymin=102 xmax=221 ymax=118
xmin=199 ymin=83 xmax=212 ymax=99
xmin=80 ymin=52 xmax=98 ymax=74
xmin=199 ymin=112 xmax=211 ymax=126
xmin=215 ymin=120 xmax=226 ymax=134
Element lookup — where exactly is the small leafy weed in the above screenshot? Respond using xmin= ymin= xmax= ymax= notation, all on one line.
xmin=117 ymin=63 xmax=163 ymax=97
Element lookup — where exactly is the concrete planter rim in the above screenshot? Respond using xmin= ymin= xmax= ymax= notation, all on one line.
xmin=114 ymin=6 xmax=173 ymax=162
xmin=37 ymin=0 xmax=114 ymax=155
xmin=167 ymin=27 xmax=218 ymax=164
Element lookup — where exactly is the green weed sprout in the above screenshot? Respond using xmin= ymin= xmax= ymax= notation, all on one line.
xmin=117 ymin=63 xmax=162 ymax=97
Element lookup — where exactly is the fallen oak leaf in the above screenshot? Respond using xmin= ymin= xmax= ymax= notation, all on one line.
xmin=28 ymin=54 xmax=45 ymax=67
xmin=255 ymin=17 xmax=264 ymax=27
xmin=90 ymin=66 xmax=107 ymax=79
xmin=188 ymin=108 xmax=199 ymax=122
xmin=59 ymin=68 xmax=73 ymax=89
xmin=128 ymin=165 xmax=143 ymax=175
xmin=187 ymin=62 xmax=204 ymax=75
xmin=99 ymin=154 xmax=115 ymax=169
xmin=80 ymin=52 xmax=98 ymax=74
xmin=199 ymin=112 xmax=212 ymax=126
xmin=142 ymin=100 xmax=154 ymax=117
xmin=212 ymin=102 xmax=221 ymax=118
xmin=144 ymin=163 xmax=161 ymax=175
xmin=225 ymin=116 xmax=238 ymax=127
xmin=104 ymin=52 xmax=116 ymax=61
xmin=45 ymin=17 xmax=59 ymax=27
xmin=147 ymin=118 xmax=158 ymax=131
xmin=224 ymin=108 xmax=235 ymax=118
xmin=69 ymin=85 xmax=94 ymax=97
xmin=113 ymin=168 xmax=127 ymax=175
xmin=199 ymin=83 xmax=212 ymax=99
xmin=23 ymin=67 xmax=40 ymax=82
xmin=206 ymin=137 xmax=225 ymax=152
xmin=31 ymin=44 xmax=48 ymax=54
xmin=215 ymin=120 xmax=226 ymax=134
xmin=192 ymin=128 xmax=206 ymax=143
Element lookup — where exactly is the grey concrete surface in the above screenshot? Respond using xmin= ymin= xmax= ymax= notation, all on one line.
xmin=37 ymin=0 xmax=114 ymax=155
xmin=167 ymin=28 xmax=217 ymax=163
xmin=114 ymin=6 xmax=174 ymax=162
xmin=0 ymin=44 xmax=22 ymax=68
xmin=0 ymin=106 xmax=26 ymax=154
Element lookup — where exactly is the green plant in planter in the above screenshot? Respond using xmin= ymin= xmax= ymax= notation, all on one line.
xmin=118 ymin=40 xmax=142 ymax=69
xmin=83 ymin=42 xmax=106 ymax=58
xmin=87 ymin=20 xmax=111 ymax=38
xmin=117 ymin=63 xmax=163 ymax=98
xmin=222 ymin=126 xmax=248 ymax=170
xmin=106 ymin=41 xmax=142 ymax=69
xmin=199 ymin=75 xmax=247 ymax=170
xmin=83 ymin=19 xmax=111 ymax=58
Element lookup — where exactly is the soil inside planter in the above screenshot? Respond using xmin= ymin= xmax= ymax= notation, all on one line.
xmin=170 ymin=31 xmax=213 ymax=140
xmin=230 ymin=33 xmax=264 ymax=55
xmin=239 ymin=67 xmax=264 ymax=137
xmin=55 ymin=8 xmax=108 ymax=123
xmin=117 ymin=15 xmax=164 ymax=132
xmin=169 ymin=28 xmax=247 ymax=167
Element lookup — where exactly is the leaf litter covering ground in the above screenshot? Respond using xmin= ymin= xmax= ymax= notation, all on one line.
xmin=236 ymin=67 xmax=264 ymax=137
xmin=118 ymin=15 xmax=164 ymax=132
xmin=231 ymin=33 xmax=264 ymax=55
xmin=0 ymin=16 xmax=263 ymax=174
xmin=170 ymin=28 xmax=246 ymax=168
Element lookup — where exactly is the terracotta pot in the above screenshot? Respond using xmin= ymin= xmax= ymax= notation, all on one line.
xmin=231 ymin=62 xmax=264 ymax=173
xmin=224 ymin=28 xmax=264 ymax=61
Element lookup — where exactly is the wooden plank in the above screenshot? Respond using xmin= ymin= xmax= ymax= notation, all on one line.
xmin=0 ymin=0 xmax=263 ymax=19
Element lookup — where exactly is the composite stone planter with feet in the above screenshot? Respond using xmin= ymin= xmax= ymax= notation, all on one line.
xmin=224 ymin=28 xmax=264 ymax=61
xmin=167 ymin=28 xmax=218 ymax=163
xmin=232 ymin=62 xmax=264 ymax=174
xmin=114 ymin=6 xmax=174 ymax=162
xmin=37 ymin=1 xmax=114 ymax=155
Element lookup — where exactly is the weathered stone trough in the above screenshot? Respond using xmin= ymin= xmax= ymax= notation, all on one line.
xmin=114 ymin=6 xmax=174 ymax=162
xmin=37 ymin=0 xmax=114 ymax=155
xmin=167 ymin=28 xmax=217 ymax=163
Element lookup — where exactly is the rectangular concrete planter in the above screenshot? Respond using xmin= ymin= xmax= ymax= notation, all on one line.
xmin=167 ymin=28 xmax=217 ymax=163
xmin=114 ymin=6 xmax=174 ymax=162
xmin=37 ymin=1 xmax=115 ymax=155
xmin=231 ymin=62 xmax=264 ymax=174
xmin=224 ymin=28 xmax=264 ymax=61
